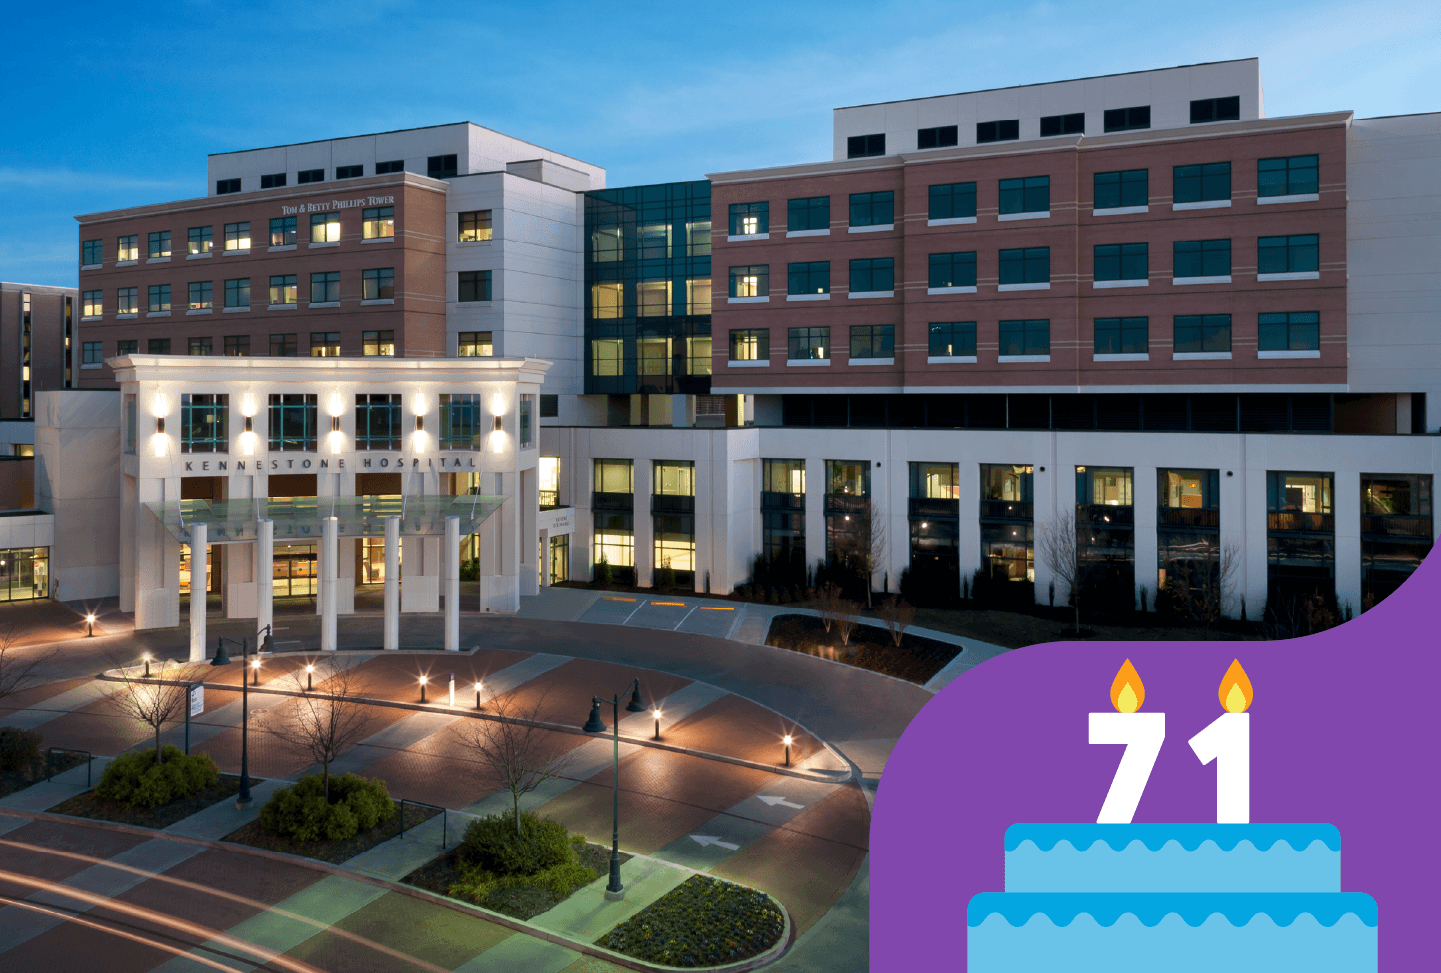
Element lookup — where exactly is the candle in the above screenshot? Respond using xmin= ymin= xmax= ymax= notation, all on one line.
xmin=1089 ymin=659 xmax=1165 ymax=824
xmin=1188 ymin=659 xmax=1253 ymax=824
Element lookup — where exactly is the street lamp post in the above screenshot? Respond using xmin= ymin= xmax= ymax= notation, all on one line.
xmin=212 ymin=624 xmax=274 ymax=809
xmin=583 ymin=679 xmax=647 ymax=899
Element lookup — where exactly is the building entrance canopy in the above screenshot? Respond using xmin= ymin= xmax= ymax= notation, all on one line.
xmin=145 ymin=494 xmax=507 ymax=545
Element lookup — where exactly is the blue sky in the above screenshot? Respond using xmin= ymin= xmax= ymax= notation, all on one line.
xmin=3 ymin=0 xmax=1438 ymax=287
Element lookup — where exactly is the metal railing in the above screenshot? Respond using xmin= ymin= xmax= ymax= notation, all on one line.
xmin=1158 ymin=506 xmax=1220 ymax=528
xmin=1078 ymin=503 xmax=1134 ymax=526
xmin=45 ymin=747 xmax=92 ymax=786
xmin=650 ymin=494 xmax=695 ymax=515
xmin=1361 ymin=514 xmax=1432 ymax=537
xmin=399 ymin=798 xmax=447 ymax=848
xmin=1268 ymin=511 xmax=1335 ymax=533
xmin=760 ymin=491 xmax=805 ymax=511
xmin=979 ymin=499 xmax=1032 ymax=521
xmin=909 ymin=497 xmax=960 ymax=519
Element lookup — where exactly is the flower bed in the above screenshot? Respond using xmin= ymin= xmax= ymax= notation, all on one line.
xmin=595 ymin=874 xmax=785 ymax=968
xmin=223 ymin=799 xmax=439 ymax=864
xmin=49 ymin=773 xmax=260 ymax=829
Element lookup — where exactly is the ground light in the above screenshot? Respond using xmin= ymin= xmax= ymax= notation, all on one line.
xmin=474 ymin=681 xmax=484 ymax=710
xmin=305 ymin=663 xmax=314 ymax=691
xmin=583 ymin=679 xmax=647 ymax=899
xmin=784 ymin=734 xmax=793 ymax=767
xmin=653 ymin=707 xmax=662 ymax=740
xmin=419 ymin=674 xmax=428 ymax=703
xmin=86 ymin=614 xmax=96 ymax=637
xmin=250 ymin=657 xmax=261 ymax=685
xmin=142 ymin=652 xmax=151 ymax=677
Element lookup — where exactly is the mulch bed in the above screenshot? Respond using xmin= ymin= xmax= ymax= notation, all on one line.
xmin=404 ymin=841 xmax=631 ymax=921
xmin=48 ymin=773 xmax=261 ymax=829
xmin=595 ymin=874 xmax=785 ymax=968
xmin=222 ymin=801 xmax=441 ymax=865
xmin=0 ymin=751 xmax=89 ymax=800
xmin=766 ymin=613 xmax=961 ymax=683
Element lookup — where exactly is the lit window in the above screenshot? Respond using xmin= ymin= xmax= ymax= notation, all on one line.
xmin=638 ymin=224 xmax=671 ymax=259
xmin=310 ymin=214 xmax=341 ymax=243
xmin=224 ymin=222 xmax=250 ymax=251
xmin=685 ymin=278 xmax=710 ymax=314
xmin=363 ymin=330 xmax=395 ymax=356
xmin=686 ymin=221 xmax=711 ymax=255
xmin=729 ymin=329 xmax=768 ymax=361
xmin=788 ymin=327 xmax=829 ymax=360
xmin=188 ymin=281 xmax=213 ymax=310
xmin=363 ymin=206 xmax=394 ymax=239
xmin=458 ymin=331 xmax=492 ymax=357
xmin=116 ymin=235 xmax=138 ymax=261
xmin=269 ymin=275 xmax=297 ymax=306
xmin=116 ymin=287 xmax=138 ymax=314
xmin=928 ymin=322 xmax=976 ymax=357
xmin=637 ymin=336 xmax=672 ymax=375
xmin=458 ymin=210 xmax=492 ymax=242
xmin=728 ymin=202 xmax=768 ymax=236
xmin=729 ymin=265 xmax=768 ymax=298
xmin=590 ymin=338 xmax=623 ymax=375
xmin=188 ymin=226 xmax=213 ymax=254
xmin=687 ymin=337 xmax=712 ymax=375
xmin=310 ymin=332 xmax=341 ymax=357
xmin=82 ymin=290 xmax=103 ymax=316
xmin=269 ymin=217 xmax=297 ymax=247
xmin=637 ymin=280 xmax=671 ymax=317
xmin=590 ymin=282 xmax=622 ymax=318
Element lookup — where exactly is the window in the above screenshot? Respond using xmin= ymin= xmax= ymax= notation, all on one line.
xmin=117 ymin=339 xmax=137 ymax=356
xmin=1258 ymin=234 xmax=1319 ymax=274
xmin=590 ymin=282 xmax=622 ymax=318
xmin=148 ymin=338 xmax=171 ymax=354
xmin=1094 ymin=243 xmax=1148 ymax=281
xmin=1174 ymin=314 xmax=1232 ymax=354
xmin=297 ymin=168 xmax=324 ymax=184
xmin=929 ymin=321 xmax=976 ymax=357
xmin=310 ymin=271 xmax=340 ymax=304
xmin=188 ymin=336 xmax=213 ymax=356
xmin=188 ymin=226 xmax=212 ymax=254
xmin=269 ymin=217 xmax=296 ymax=247
xmin=976 ymin=119 xmax=1019 ymax=143
xmin=269 ymin=393 xmax=318 ymax=450
xmin=918 ymin=125 xmax=959 ymax=149
xmin=355 ymin=394 xmax=400 ymax=449
xmin=590 ymin=225 xmax=621 ymax=261
xmin=114 ymin=235 xmax=137 ymax=262
xmin=375 ymin=160 xmax=404 ymax=174
xmin=1094 ymin=316 xmax=1149 ymax=355
xmin=224 ymin=335 xmax=249 ymax=356
xmin=1174 ymin=162 xmax=1231 ymax=203
xmin=929 ymin=251 xmax=977 ymax=288
xmin=82 ymin=290 xmax=102 ymax=316
xmin=827 ymin=460 xmax=870 ymax=496
xmin=147 ymin=231 xmax=171 ymax=258
xmin=188 ymin=281 xmax=213 ymax=310
xmin=180 ymin=394 xmax=227 ymax=453
xmin=849 ymin=191 xmax=894 ymax=227
xmin=458 ymin=270 xmax=491 ymax=302
xmin=728 ymin=201 xmax=768 ymax=236
xmin=216 ymin=178 xmax=240 ymax=194
xmin=1103 ymin=106 xmax=1151 ymax=132
xmin=999 ymin=247 xmax=1050 ymax=284
xmin=847 ymin=134 xmax=885 ymax=158
xmin=260 ymin=172 xmax=286 ymax=189
xmin=82 ymin=341 xmax=103 ymax=364
xmin=439 ymin=394 xmax=481 ymax=449
xmin=999 ymin=176 xmax=1049 ymax=215
xmin=787 ymin=196 xmax=830 ymax=231
xmin=1174 ymin=239 xmax=1231 ymax=278
xmin=310 ymin=213 xmax=341 ymax=243
xmin=637 ymin=336 xmax=671 ymax=374
xmin=540 ymin=395 xmax=558 ymax=418
xmin=686 ymin=220 xmax=711 ymax=256
xmin=788 ymin=327 xmax=829 ymax=360
xmin=116 ymin=287 xmax=138 ymax=314
xmin=1041 ymin=112 xmax=1085 ymax=136
xmin=224 ymin=222 xmax=250 ymax=251
xmin=224 ymin=278 xmax=250 ymax=308
xmin=685 ymin=277 xmax=711 ymax=314
xmin=788 ymin=261 xmax=830 ymax=295
xmin=590 ymin=338 xmax=623 ymax=376
xmin=538 ymin=455 xmax=560 ymax=504
xmin=1094 ymin=169 xmax=1147 ymax=209
xmin=362 ymin=206 xmax=394 ymax=240
xmin=1191 ymin=96 xmax=1241 ymax=123
xmin=850 ymin=324 xmax=893 ymax=359
xmin=638 ymin=223 xmax=671 ymax=258
xmin=928 ymin=182 xmax=976 ymax=220
xmin=1258 ymin=155 xmax=1319 ymax=197
xmin=999 ymin=319 xmax=1050 ymax=357
xmin=269 ymin=333 xmax=297 ymax=356
xmin=147 ymin=284 xmax=170 ymax=312
xmin=728 ymin=265 xmax=768 ymax=298
xmin=362 ymin=267 xmax=394 ymax=300
xmin=310 ymin=332 xmax=341 ymax=357
xmin=269 ymin=275 xmax=297 ymax=306
xmin=362 ymin=330 xmax=395 ymax=356
xmin=1259 ymin=312 xmax=1320 ymax=352
xmin=849 ymin=257 xmax=894 ymax=293
xmin=336 ymin=164 xmax=363 ymax=179
xmin=729 ymin=329 xmax=769 ymax=361
xmin=82 ymin=239 xmax=103 ymax=265
xmin=520 ymin=397 xmax=533 ymax=447
xmin=458 ymin=331 xmax=493 ymax=357
xmin=457 ymin=210 xmax=493 ymax=242
xmin=427 ymin=154 xmax=458 ymax=178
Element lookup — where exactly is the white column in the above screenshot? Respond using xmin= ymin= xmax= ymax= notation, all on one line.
xmin=384 ymin=516 xmax=400 ymax=650
xmin=1133 ymin=466 xmax=1158 ymax=611
xmin=444 ymin=516 xmax=460 ymax=652
xmin=320 ymin=516 xmax=338 ymax=652
xmin=188 ymin=522 xmax=207 ymax=662
xmin=256 ymin=519 xmax=273 ymax=639
xmin=1333 ymin=469 xmax=1362 ymax=615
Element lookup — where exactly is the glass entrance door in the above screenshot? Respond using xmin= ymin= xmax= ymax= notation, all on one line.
xmin=0 ymin=547 xmax=48 ymax=602
xmin=273 ymin=544 xmax=317 ymax=597
xmin=549 ymin=534 xmax=569 ymax=584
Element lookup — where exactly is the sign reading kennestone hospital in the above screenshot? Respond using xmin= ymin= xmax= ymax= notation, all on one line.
xmin=280 ymin=195 xmax=395 ymax=216
xmin=179 ymin=453 xmax=479 ymax=474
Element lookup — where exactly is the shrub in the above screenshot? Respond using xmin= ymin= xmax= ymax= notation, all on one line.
xmin=458 ymin=557 xmax=480 ymax=582
xmin=462 ymin=811 xmax=572 ymax=875
xmin=258 ymin=772 xmax=394 ymax=843
xmin=594 ymin=554 xmax=613 ymax=585
xmin=0 ymin=726 xmax=42 ymax=774
xmin=95 ymin=746 xmax=218 ymax=808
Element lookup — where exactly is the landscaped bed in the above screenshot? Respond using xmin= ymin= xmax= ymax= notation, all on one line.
xmin=0 ymin=748 xmax=90 ymax=800
xmin=766 ymin=612 xmax=961 ymax=683
xmin=596 ymin=873 xmax=786 ymax=968
xmin=405 ymin=836 xmax=630 ymax=921
xmin=49 ymin=772 xmax=261 ymax=829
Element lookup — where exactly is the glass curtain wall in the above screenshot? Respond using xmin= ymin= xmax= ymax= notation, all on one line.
xmin=1156 ymin=469 xmax=1221 ymax=615
xmin=909 ymin=463 xmax=960 ymax=603
xmin=1076 ymin=466 xmax=1135 ymax=613
xmin=1360 ymin=474 xmax=1432 ymax=606
xmin=1266 ymin=471 xmax=1335 ymax=608
xmin=761 ymin=459 xmax=806 ymax=586
xmin=980 ymin=465 xmax=1034 ymax=604
xmin=653 ymin=461 xmax=696 ymax=585
xmin=593 ymin=459 xmax=635 ymax=583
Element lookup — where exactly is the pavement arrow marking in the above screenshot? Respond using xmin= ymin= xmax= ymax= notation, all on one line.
xmin=757 ymin=796 xmax=806 ymax=809
xmin=689 ymin=835 xmax=740 ymax=850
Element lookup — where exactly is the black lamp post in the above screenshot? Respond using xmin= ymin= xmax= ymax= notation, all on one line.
xmin=583 ymin=678 xmax=646 ymax=898
xmin=212 ymin=624 xmax=273 ymax=809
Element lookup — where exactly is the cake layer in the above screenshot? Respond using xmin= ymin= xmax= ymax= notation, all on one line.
xmin=1004 ymin=823 xmax=1341 ymax=893
xmin=968 ymin=893 xmax=1378 ymax=973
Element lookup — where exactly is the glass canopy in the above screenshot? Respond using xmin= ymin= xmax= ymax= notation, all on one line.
xmin=144 ymin=494 xmax=507 ymax=545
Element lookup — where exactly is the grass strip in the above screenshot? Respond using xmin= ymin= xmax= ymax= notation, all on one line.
xmin=595 ymin=873 xmax=784 ymax=968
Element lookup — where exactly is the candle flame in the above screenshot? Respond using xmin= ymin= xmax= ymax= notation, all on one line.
xmin=1109 ymin=659 xmax=1145 ymax=713
xmin=1219 ymin=659 xmax=1253 ymax=713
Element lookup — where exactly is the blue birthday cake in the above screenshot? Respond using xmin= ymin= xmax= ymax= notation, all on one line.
xmin=967 ymin=823 xmax=1377 ymax=972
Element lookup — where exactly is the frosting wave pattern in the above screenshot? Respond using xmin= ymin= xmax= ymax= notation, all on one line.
xmin=967 ymin=893 xmax=1378 ymax=929
xmin=1004 ymin=823 xmax=1341 ymax=853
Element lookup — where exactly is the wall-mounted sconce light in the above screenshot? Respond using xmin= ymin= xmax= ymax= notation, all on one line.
xmin=244 ymin=416 xmax=253 ymax=433
xmin=155 ymin=416 xmax=165 ymax=435
xmin=493 ymin=416 xmax=503 ymax=432
xmin=331 ymin=416 xmax=341 ymax=432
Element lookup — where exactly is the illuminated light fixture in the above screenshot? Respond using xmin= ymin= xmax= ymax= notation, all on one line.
xmin=152 ymin=433 xmax=167 ymax=458
xmin=783 ymin=734 xmax=793 ymax=767
xmin=415 ymin=415 xmax=425 ymax=432
xmin=331 ymin=416 xmax=341 ymax=432
xmin=155 ymin=416 xmax=165 ymax=435
xmin=250 ymin=656 xmax=261 ymax=685
xmin=413 ymin=393 xmax=428 ymax=416
xmin=328 ymin=391 xmax=344 ymax=417
xmin=241 ymin=392 xmax=257 ymax=418
xmin=474 ymin=681 xmax=484 ymax=710
xmin=86 ymin=613 xmax=96 ymax=637
xmin=492 ymin=416 xmax=502 ymax=432
xmin=305 ymin=663 xmax=314 ymax=691
xmin=419 ymin=674 xmax=428 ymax=703
xmin=491 ymin=393 xmax=507 ymax=415
xmin=652 ymin=707 xmax=662 ymax=740
xmin=244 ymin=416 xmax=253 ymax=433
xmin=152 ymin=393 xmax=168 ymax=417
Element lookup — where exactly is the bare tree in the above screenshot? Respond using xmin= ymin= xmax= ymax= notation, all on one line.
xmin=282 ymin=658 xmax=376 ymax=800
xmin=0 ymin=625 xmax=58 ymax=706
xmin=878 ymin=596 xmax=916 ymax=647
xmin=833 ymin=599 xmax=859 ymax=649
xmin=1163 ymin=541 xmax=1242 ymax=639
xmin=105 ymin=656 xmax=208 ymax=764
xmin=457 ymin=689 xmax=576 ymax=835
xmin=815 ymin=581 xmax=842 ymax=634
xmin=857 ymin=502 xmax=889 ymax=610
xmin=1039 ymin=509 xmax=1081 ymax=634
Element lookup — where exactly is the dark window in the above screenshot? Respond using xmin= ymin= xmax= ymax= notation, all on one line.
xmin=918 ymin=125 xmax=959 ymax=149
xmin=269 ymin=333 xmax=297 ymax=356
xmin=728 ymin=265 xmax=769 ymax=298
xmin=309 ymin=271 xmax=340 ymax=303
xmin=847 ymin=134 xmax=886 ymax=158
xmin=188 ymin=336 xmax=212 ymax=356
xmin=1174 ymin=314 xmax=1232 ymax=353
xmin=1258 ymin=234 xmax=1319 ymax=275
xmin=117 ymin=340 xmax=137 ymax=355
xmin=999 ymin=176 xmax=1049 ymax=215
xmin=116 ymin=287 xmax=138 ymax=314
xmin=976 ymin=119 xmax=1020 ymax=143
xmin=375 ymin=160 xmax=404 ymax=174
xmin=148 ymin=284 xmax=170 ymax=312
xmin=439 ymin=393 xmax=481 ymax=449
xmin=223 ymin=278 xmax=250 ymax=308
xmin=788 ymin=261 xmax=830 ymax=295
xmin=297 ymin=168 xmax=324 ymax=184
xmin=520 ymin=397 xmax=533 ymax=447
xmin=269 ymin=216 xmax=296 ymax=247
xmin=82 ymin=239 xmax=103 ymax=264
xmin=928 ymin=182 xmax=976 ymax=220
xmin=180 ymin=394 xmax=227 ymax=453
xmin=268 ymin=393 xmax=317 ymax=451
xmin=355 ymin=394 xmax=401 ymax=449
xmin=787 ymin=196 xmax=831 ymax=231
xmin=999 ymin=247 xmax=1050 ymax=284
xmin=148 ymin=231 xmax=171 ymax=257
xmin=458 ymin=269 xmax=492 ymax=302
xmin=224 ymin=335 xmax=249 ymax=356
xmin=849 ymin=191 xmax=894 ymax=227
xmin=849 ymin=325 xmax=894 ymax=359
xmin=728 ymin=201 xmax=768 ymax=236
xmin=335 ymin=164 xmax=363 ymax=179
xmin=788 ymin=327 xmax=830 ymax=360
xmin=362 ymin=330 xmax=395 ymax=356
xmin=540 ymin=394 xmax=558 ymax=418
xmin=82 ymin=341 xmax=103 ymax=364
xmin=1094 ymin=243 xmax=1148 ymax=281
xmin=216 ymin=178 xmax=241 ymax=194
xmin=427 ymin=154 xmax=458 ymax=178
xmin=729 ymin=329 xmax=769 ymax=361
xmin=362 ymin=267 xmax=394 ymax=300
xmin=269 ymin=275 xmax=297 ymax=305
xmin=1103 ymin=106 xmax=1151 ymax=132
xmin=1258 ymin=155 xmax=1319 ymax=197
xmin=1174 ymin=239 xmax=1232 ymax=278
xmin=458 ymin=331 xmax=493 ymax=357
xmin=188 ymin=281 xmax=213 ymax=310
xmin=999 ymin=320 xmax=1050 ymax=356
xmin=1259 ymin=312 xmax=1321 ymax=352
xmin=1094 ymin=169 xmax=1148 ymax=209
xmin=260 ymin=172 xmax=286 ymax=189
xmin=928 ymin=251 xmax=977 ymax=288
xmin=849 ymin=257 xmax=894 ymax=293
xmin=148 ymin=338 xmax=171 ymax=354
xmin=929 ymin=322 xmax=976 ymax=357
xmin=310 ymin=332 xmax=341 ymax=357
xmin=1174 ymin=162 xmax=1232 ymax=203
xmin=1095 ymin=317 xmax=1149 ymax=355
xmin=458 ymin=210 xmax=492 ymax=242
xmin=1040 ymin=112 xmax=1085 ymax=137
xmin=1191 ymin=96 xmax=1241 ymax=123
